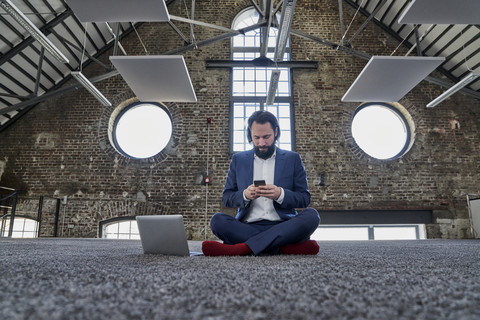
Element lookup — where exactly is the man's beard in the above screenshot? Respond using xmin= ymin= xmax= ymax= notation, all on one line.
xmin=254 ymin=144 xmax=276 ymax=159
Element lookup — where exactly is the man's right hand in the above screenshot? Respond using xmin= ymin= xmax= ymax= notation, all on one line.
xmin=244 ymin=184 xmax=260 ymax=200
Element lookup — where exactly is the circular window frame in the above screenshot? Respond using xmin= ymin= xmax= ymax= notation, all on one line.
xmin=351 ymin=102 xmax=415 ymax=160
xmin=110 ymin=101 xmax=173 ymax=160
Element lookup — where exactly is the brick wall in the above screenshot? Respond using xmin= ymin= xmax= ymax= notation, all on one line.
xmin=1 ymin=0 xmax=479 ymax=239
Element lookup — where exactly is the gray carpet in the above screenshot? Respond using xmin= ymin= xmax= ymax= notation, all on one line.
xmin=0 ymin=238 xmax=479 ymax=320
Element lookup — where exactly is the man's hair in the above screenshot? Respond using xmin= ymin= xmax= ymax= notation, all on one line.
xmin=246 ymin=110 xmax=281 ymax=143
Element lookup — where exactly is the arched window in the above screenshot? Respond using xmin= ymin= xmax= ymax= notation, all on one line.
xmin=0 ymin=216 xmax=38 ymax=238
xmin=99 ymin=217 xmax=140 ymax=239
xmin=231 ymin=7 xmax=293 ymax=152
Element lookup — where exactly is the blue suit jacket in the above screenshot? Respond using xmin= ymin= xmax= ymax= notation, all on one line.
xmin=222 ymin=148 xmax=311 ymax=221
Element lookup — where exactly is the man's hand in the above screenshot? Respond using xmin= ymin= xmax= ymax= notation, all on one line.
xmin=244 ymin=184 xmax=282 ymax=201
xmin=244 ymin=184 xmax=260 ymax=200
xmin=255 ymin=184 xmax=282 ymax=201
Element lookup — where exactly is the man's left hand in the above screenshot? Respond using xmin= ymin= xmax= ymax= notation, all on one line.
xmin=256 ymin=184 xmax=281 ymax=201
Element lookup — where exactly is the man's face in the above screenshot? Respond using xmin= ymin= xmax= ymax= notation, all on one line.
xmin=251 ymin=121 xmax=277 ymax=159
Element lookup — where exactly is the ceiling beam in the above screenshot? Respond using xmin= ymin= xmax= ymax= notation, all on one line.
xmin=0 ymin=10 xmax=72 ymax=68
xmin=206 ymin=59 xmax=317 ymax=69
xmin=0 ymin=70 xmax=119 ymax=115
xmin=163 ymin=22 xmax=267 ymax=55
xmin=170 ymin=15 xmax=238 ymax=33
xmin=0 ymin=22 xmax=141 ymax=129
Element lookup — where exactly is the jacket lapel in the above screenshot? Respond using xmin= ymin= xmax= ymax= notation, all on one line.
xmin=243 ymin=149 xmax=255 ymax=186
xmin=274 ymin=148 xmax=286 ymax=185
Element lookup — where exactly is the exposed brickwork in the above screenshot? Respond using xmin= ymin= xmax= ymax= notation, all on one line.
xmin=1 ymin=0 xmax=479 ymax=239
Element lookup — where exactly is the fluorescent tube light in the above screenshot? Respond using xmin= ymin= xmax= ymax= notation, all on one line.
xmin=426 ymin=72 xmax=480 ymax=108
xmin=0 ymin=0 xmax=69 ymax=63
xmin=266 ymin=70 xmax=281 ymax=105
xmin=267 ymin=0 xmax=296 ymax=104
xmin=273 ymin=0 xmax=296 ymax=62
xmin=71 ymin=71 xmax=112 ymax=106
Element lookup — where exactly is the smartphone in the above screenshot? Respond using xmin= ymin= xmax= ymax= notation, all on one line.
xmin=254 ymin=180 xmax=266 ymax=187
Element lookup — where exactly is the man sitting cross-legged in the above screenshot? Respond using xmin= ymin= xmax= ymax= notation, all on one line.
xmin=202 ymin=110 xmax=320 ymax=256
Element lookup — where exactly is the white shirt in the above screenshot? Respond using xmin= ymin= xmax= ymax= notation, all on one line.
xmin=243 ymin=150 xmax=285 ymax=222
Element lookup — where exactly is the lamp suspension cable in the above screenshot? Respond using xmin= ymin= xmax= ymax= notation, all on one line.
xmin=391 ymin=24 xmax=416 ymax=56
xmin=339 ymin=0 xmax=366 ymax=46
xmin=80 ymin=22 xmax=88 ymax=71
xmin=460 ymin=27 xmax=474 ymax=72
xmin=132 ymin=23 xmax=149 ymax=54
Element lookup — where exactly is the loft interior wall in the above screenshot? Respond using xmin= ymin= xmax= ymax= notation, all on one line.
xmin=0 ymin=0 xmax=479 ymax=239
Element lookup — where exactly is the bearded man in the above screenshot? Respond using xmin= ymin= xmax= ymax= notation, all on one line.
xmin=202 ymin=110 xmax=320 ymax=256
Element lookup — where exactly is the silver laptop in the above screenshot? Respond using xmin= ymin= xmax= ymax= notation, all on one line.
xmin=136 ymin=215 xmax=203 ymax=256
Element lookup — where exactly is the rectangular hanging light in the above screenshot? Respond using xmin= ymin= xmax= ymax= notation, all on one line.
xmin=65 ymin=0 xmax=170 ymax=23
xmin=109 ymin=55 xmax=197 ymax=102
xmin=71 ymin=71 xmax=112 ymax=106
xmin=0 ymin=0 xmax=69 ymax=63
xmin=342 ymin=56 xmax=445 ymax=102
xmin=398 ymin=0 xmax=480 ymax=25
xmin=426 ymin=73 xmax=480 ymax=108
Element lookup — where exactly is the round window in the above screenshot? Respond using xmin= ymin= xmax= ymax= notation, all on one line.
xmin=112 ymin=102 xmax=172 ymax=159
xmin=351 ymin=102 xmax=414 ymax=160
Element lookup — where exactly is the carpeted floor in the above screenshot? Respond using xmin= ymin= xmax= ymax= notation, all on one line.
xmin=0 ymin=238 xmax=479 ymax=320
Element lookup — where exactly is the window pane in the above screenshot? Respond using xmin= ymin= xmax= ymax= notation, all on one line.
xmin=234 ymin=130 xmax=246 ymax=143
xmin=233 ymin=143 xmax=245 ymax=152
xmin=311 ymin=227 xmax=370 ymax=241
xmin=278 ymin=82 xmax=290 ymax=95
xmin=278 ymin=105 xmax=290 ymax=117
xmin=244 ymin=82 xmax=255 ymax=96
xmin=232 ymin=82 xmax=245 ymax=95
xmin=374 ymin=227 xmax=417 ymax=240
xmin=105 ymin=224 xmax=117 ymax=236
xmin=280 ymin=131 xmax=291 ymax=143
xmin=279 ymin=142 xmax=292 ymax=151
xmin=256 ymin=82 xmax=267 ymax=95
xmin=245 ymin=105 xmax=258 ymax=117
xmin=233 ymin=104 xmax=244 ymax=118
xmin=265 ymin=105 xmax=277 ymax=114
xmin=118 ymin=221 xmax=130 ymax=233
xmin=233 ymin=52 xmax=244 ymax=59
xmin=233 ymin=69 xmax=244 ymax=81
xmin=244 ymin=69 xmax=255 ymax=81
xmin=256 ymin=69 xmax=267 ymax=81
xmin=233 ymin=117 xmax=245 ymax=129
xmin=233 ymin=36 xmax=244 ymax=47
xmin=244 ymin=36 xmax=256 ymax=47
xmin=279 ymin=69 xmax=289 ymax=81
xmin=279 ymin=118 xmax=291 ymax=130
xmin=23 ymin=219 xmax=36 ymax=231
